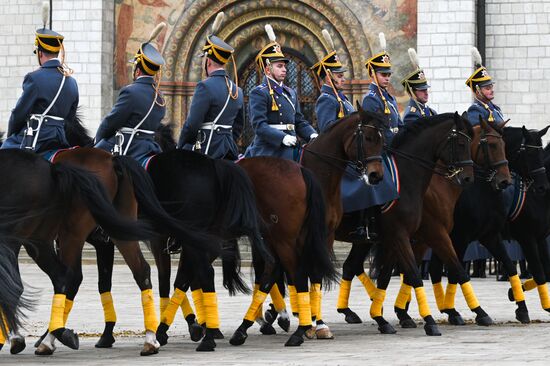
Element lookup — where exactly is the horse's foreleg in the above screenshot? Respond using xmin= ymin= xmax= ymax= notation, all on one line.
xmin=428 ymin=254 xmax=446 ymax=312
xmin=370 ymin=259 xmax=397 ymax=334
xmin=518 ymin=237 xmax=550 ymax=312
xmin=150 ymin=237 xmax=171 ymax=315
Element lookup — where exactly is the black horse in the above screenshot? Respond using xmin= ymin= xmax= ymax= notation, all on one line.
xmin=429 ymin=126 xmax=550 ymax=324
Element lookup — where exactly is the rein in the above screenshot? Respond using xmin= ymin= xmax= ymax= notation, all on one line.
xmin=473 ymin=130 xmax=509 ymax=183
xmin=508 ymin=137 xmax=546 ymax=191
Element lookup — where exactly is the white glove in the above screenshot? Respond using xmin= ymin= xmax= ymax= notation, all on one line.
xmin=309 ymin=133 xmax=319 ymax=141
xmin=282 ymin=135 xmax=297 ymax=147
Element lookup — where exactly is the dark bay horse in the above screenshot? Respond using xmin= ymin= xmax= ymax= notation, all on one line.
xmin=0 ymin=147 xmax=157 ymax=355
xmin=337 ymin=113 xmax=475 ymax=336
xmin=427 ymin=126 xmax=549 ymax=325
xmin=229 ymin=110 xmax=386 ymax=347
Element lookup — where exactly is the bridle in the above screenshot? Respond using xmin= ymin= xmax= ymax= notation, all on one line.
xmin=474 ymin=128 xmax=508 ymax=183
xmin=509 ymin=136 xmax=546 ymax=191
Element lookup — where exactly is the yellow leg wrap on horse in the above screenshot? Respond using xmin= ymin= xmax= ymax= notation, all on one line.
xmin=358 ymin=272 xmax=376 ymax=299
xmin=63 ymin=299 xmax=74 ymax=325
xmin=100 ymin=291 xmax=117 ymax=323
xmin=192 ymin=289 xmax=205 ymax=324
xmin=0 ymin=312 xmax=9 ymax=344
xmin=524 ymin=278 xmax=537 ymax=291
xmin=394 ymin=282 xmax=412 ymax=310
xmin=537 ymin=284 xmax=550 ymax=309
xmin=460 ymin=282 xmax=480 ymax=309
xmin=297 ymin=292 xmax=312 ymax=326
xmin=370 ymin=289 xmax=386 ymax=318
xmin=337 ymin=279 xmax=352 ymax=309
xmin=48 ymin=294 xmax=66 ymax=332
xmin=161 ymin=289 xmax=186 ymax=326
xmin=141 ymin=289 xmax=159 ymax=332
xmin=160 ymin=297 xmax=169 ymax=316
xmin=443 ymin=283 xmax=457 ymax=310
xmin=414 ymin=287 xmax=431 ymax=318
xmin=179 ymin=291 xmax=194 ymax=318
xmin=202 ymin=292 xmax=220 ymax=329
xmin=310 ymin=283 xmax=321 ymax=320
xmin=244 ymin=290 xmax=268 ymax=322
xmin=288 ymin=285 xmax=298 ymax=314
xmin=432 ymin=282 xmax=445 ymax=311
xmin=509 ymin=275 xmax=526 ymax=302
xmin=270 ymin=283 xmax=287 ymax=312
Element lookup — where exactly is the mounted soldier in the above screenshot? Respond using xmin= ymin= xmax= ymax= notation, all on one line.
xmin=402 ymin=48 xmax=437 ymax=123
xmin=177 ymin=12 xmax=244 ymax=160
xmin=244 ymin=24 xmax=317 ymax=161
xmin=2 ymin=2 xmax=78 ymax=154
xmin=94 ymin=22 xmax=166 ymax=167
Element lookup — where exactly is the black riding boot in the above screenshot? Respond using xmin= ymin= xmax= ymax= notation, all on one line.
xmin=348 ymin=209 xmax=369 ymax=241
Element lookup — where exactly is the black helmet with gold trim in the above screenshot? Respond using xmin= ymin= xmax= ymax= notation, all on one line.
xmin=365 ymin=33 xmax=392 ymax=75
xmin=131 ymin=22 xmax=166 ymax=76
xmin=466 ymin=47 xmax=493 ymax=92
xmin=402 ymin=48 xmax=430 ymax=92
xmin=311 ymin=29 xmax=347 ymax=79
xmin=255 ymin=24 xmax=289 ymax=71
xmin=34 ymin=2 xmax=63 ymax=55
xmin=202 ymin=12 xmax=234 ymax=65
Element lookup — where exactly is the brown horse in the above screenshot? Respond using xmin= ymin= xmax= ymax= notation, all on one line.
xmin=229 ymin=110 xmax=386 ymax=347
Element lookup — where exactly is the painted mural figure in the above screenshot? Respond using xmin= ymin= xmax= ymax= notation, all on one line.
xmin=2 ymin=2 xmax=78 ymax=155
xmin=94 ymin=23 xmax=166 ymax=166
xmin=177 ymin=12 xmax=244 ymax=160
xmin=244 ymin=24 xmax=317 ymax=161
xmin=401 ymin=48 xmax=437 ymax=123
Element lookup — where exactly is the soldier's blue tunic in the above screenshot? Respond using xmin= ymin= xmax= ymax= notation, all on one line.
xmin=362 ymin=83 xmax=403 ymax=145
xmin=403 ymin=98 xmax=437 ymax=123
xmin=245 ymin=76 xmax=316 ymax=161
xmin=95 ymin=76 xmax=165 ymax=164
xmin=467 ymin=99 xmax=505 ymax=126
xmin=315 ymin=84 xmax=354 ymax=132
xmin=2 ymin=59 xmax=78 ymax=153
xmin=177 ymin=69 xmax=244 ymax=160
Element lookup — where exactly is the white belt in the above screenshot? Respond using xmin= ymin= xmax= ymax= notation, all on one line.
xmin=119 ymin=127 xmax=155 ymax=135
xmin=200 ymin=122 xmax=232 ymax=129
xmin=270 ymin=124 xmax=295 ymax=131
xmin=29 ymin=114 xmax=63 ymax=121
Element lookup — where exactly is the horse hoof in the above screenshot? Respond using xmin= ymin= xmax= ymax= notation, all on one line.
xmin=424 ymin=324 xmax=442 ymax=336
xmin=0 ymin=343 xmax=3 ymax=351
xmin=196 ymin=338 xmax=216 ymax=352
xmin=156 ymin=323 xmax=169 ymax=346
xmin=34 ymin=330 xmax=48 ymax=348
xmin=316 ymin=328 xmax=334 ymax=339
xmin=544 ymin=308 xmax=550 ymax=314
xmin=10 ymin=337 xmax=26 ymax=354
xmin=140 ymin=342 xmax=159 ymax=356
xmin=264 ymin=304 xmax=277 ymax=325
xmin=305 ymin=326 xmax=316 ymax=339
xmin=278 ymin=317 xmax=290 ymax=332
xmin=448 ymin=314 xmax=466 ymax=326
xmin=52 ymin=328 xmax=79 ymax=350
xmin=284 ymin=334 xmax=303 ymax=347
xmin=189 ymin=322 xmax=204 ymax=342
xmin=229 ymin=329 xmax=248 ymax=346
xmin=211 ymin=328 xmax=224 ymax=340
xmin=475 ymin=315 xmax=493 ymax=326
xmin=35 ymin=343 xmax=55 ymax=356
xmin=260 ymin=323 xmax=276 ymax=335
xmin=378 ymin=323 xmax=397 ymax=334
xmin=399 ymin=318 xmax=417 ymax=329
xmin=515 ymin=309 xmax=530 ymax=324
xmin=95 ymin=334 xmax=115 ymax=348
xmin=508 ymin=288 xmax=515 ymax=302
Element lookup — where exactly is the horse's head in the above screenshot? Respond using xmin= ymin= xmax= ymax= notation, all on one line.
xmin=471 ymin=115 xmax=512 ymax=190
xmin=505 ymin=125 xmax=550 ymax=194
xmin=435 ymin=112 xmax=475 ymax=186
xmin=341 ymin=108 xmax=384 ymax=185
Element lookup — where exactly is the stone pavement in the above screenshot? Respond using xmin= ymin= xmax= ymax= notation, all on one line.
xmin=2 ymin=262 xmax=550 ymax=365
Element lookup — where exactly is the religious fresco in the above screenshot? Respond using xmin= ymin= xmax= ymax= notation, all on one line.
xmin=114 ymin=0 xmax=417 ymax=123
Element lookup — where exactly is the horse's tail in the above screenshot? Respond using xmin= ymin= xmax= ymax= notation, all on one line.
xmin=0 ymin=238 xmax=32 ymax=337
xmin=112 ymin=155 xmax=221 ymax=255
xmin=221 ymin=239 xmax=250 ymax=296
xmin=213 ymin=159 xmax=273 ymax=264
xmin=51 ymin=162 xmax=156 ymax=241
xmin=300 ymin=167 xmax=338 ymax=288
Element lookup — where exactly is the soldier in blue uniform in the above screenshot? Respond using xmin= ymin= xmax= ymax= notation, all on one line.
xmin=2 ymin=4 xmax=78 ymax=154
xmin=402 ymin=48 xmax=437 ymax=123
xmin=466 ymin=47 xmax=505 ymax=125
xmin=95 ymin=23 xmax=166 ymax=166
xmin=244 ymin=24 xmax=317 ymax=161
xmin=177 ymin=12 xmax=244 ymax=160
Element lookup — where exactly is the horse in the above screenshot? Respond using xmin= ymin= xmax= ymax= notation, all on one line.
xmin=26 ymin=120 xmax=224 ymax=356
xmin=59 ymin=122 xmax=272 ymax=352
xmin=0 ymin=147 xmax=158 ymax=355
xmin=228 ymin=110 xmax=386 ymax=347
xmin=426 ymin=125 xmax=550 ymax=325
xmin=331 ymin=117 xmax=511 ymax=329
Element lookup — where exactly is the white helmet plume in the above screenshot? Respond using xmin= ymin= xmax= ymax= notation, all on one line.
xmin=471 ymin=46 xmax=483 ymax=68
xmin=147 ymin=22 xmax=166 ymax=44
xmin=408 ymin=48 xmax=420 ymax=70
xmin=322 ymin=29 xmax=335 ymax=51
xmin=211 ymin=12 xmax=224 ymax=35
xmin=41 ymin=1 xmax=50 ymax=28
xmin=265 ymin=24 xmax=276 ymax=42
xmin=378 ymin=32 xmax=387 ymax=52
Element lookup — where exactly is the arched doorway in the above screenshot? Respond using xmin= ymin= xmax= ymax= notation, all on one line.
xmin=237 ymin=52 xmax=319 ymax=152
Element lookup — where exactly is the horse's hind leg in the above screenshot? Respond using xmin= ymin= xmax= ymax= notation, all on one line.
xmin=518 ymin=236 xmax=550 ymax=312
xmin=370 ymin=259 xmax=397 ymax=334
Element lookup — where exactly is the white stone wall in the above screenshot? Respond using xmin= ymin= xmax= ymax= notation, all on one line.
xmin=486 ymin=0 xmax=550 ymax=131
xmin=0 ymin=0 xmax=113 ymax=136
xmin=416 ymin=0 xmax=477 ymax=115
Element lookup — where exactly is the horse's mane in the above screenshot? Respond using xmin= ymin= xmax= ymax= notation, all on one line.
xmin=391 ymin=113 xmax=473 ymax=148
xmin=155 ymin=123 xmax=177 ymax=151
xmin=65 ymin=109 xmax=93 ymax=146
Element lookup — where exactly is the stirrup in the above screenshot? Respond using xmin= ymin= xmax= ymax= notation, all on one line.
xmin=164 ymin=237 xmax=182 ymax=255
